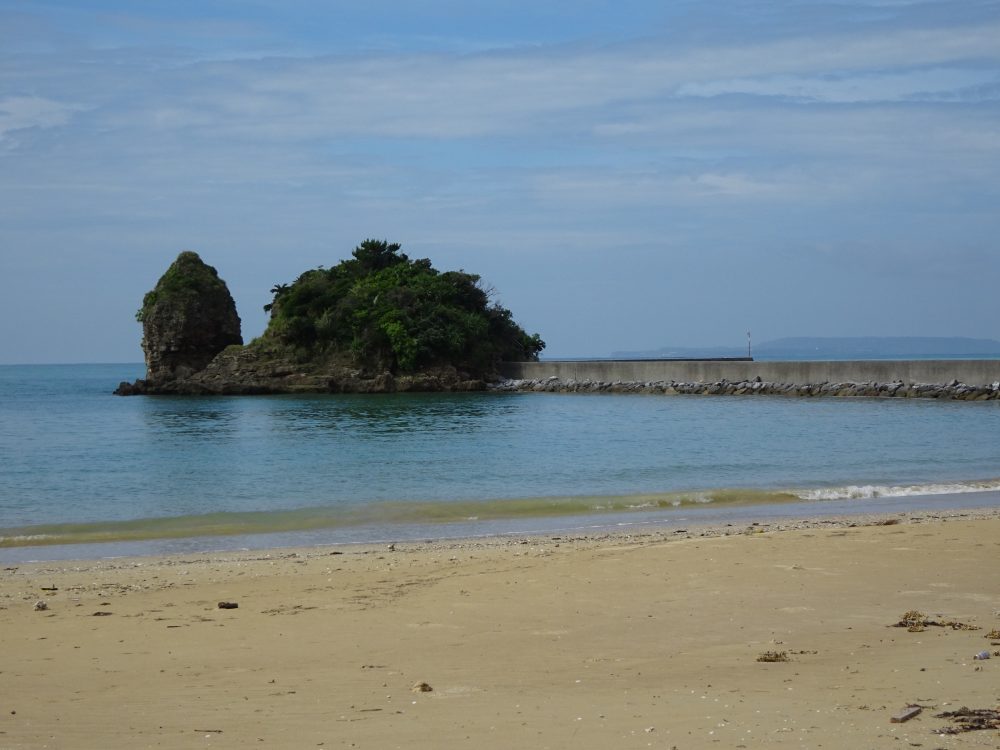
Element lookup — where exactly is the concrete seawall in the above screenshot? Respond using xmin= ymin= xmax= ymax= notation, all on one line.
xmin=496 ymin=359 xmax=1000 ymax=400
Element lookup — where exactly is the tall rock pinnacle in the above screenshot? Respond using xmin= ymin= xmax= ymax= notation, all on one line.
xmin=137 ymin=251 xmax=242 ymax=384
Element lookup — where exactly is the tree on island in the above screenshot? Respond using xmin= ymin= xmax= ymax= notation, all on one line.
xmin=261 ymin=239 xmax=544 ymax=375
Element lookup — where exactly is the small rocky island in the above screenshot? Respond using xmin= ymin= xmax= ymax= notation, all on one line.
xmin=116 ymin=240 xmax=544 ymax=395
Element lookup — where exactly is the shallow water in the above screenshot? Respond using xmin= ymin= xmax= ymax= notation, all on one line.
xmin=1 ymin=363 xmax=998 ymax=560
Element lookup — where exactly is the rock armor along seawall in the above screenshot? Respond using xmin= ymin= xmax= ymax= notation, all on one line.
xmin=117 ymin=252 xmax=242 ymax=393
xmin=489 ymin=376 xmax=1000 ymax=400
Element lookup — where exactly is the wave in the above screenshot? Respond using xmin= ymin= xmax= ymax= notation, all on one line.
xmin=2 ymin=478 xmax=998 ymax=548
xmin=795 ymin=478 xmax=1000 ymax=501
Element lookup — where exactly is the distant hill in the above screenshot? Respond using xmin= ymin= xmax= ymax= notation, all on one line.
xmin=612 ymin=337 xmax=1000 ymax=361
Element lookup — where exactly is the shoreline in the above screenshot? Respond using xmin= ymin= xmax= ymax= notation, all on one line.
xmin=4 ymin=487 xmax=1000 ymax=564
xmin=5 ymin=503 xmax=999 ymax=575
xmin=2 ymin=508 xmax=998 ymax=748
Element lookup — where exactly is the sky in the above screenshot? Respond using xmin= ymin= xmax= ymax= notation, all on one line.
xmin=1 ymin=0 xmax=999 ymax=363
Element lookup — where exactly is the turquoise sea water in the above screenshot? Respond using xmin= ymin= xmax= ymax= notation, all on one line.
xmin=1 ymin=363 xmax=998 ymax=561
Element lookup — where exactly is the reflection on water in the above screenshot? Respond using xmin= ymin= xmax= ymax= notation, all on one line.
xmin=266 ymin=393 xmax=517 ymax=436
xmin=142 ymin=398 xmax=240 ymax=436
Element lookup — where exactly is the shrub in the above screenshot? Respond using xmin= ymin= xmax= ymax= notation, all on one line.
xmin=262 ymin=239 xmax=543 ymax=374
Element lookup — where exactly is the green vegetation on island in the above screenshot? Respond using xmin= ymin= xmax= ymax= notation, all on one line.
xmin=261 ymin=239 xmax=544 ymax=374
xmin=136 ymin=251 xmax=233 ymax=323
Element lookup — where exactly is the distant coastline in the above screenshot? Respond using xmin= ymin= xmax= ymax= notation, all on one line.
xmin=610 ymin=335 xmax=1000 ymax=362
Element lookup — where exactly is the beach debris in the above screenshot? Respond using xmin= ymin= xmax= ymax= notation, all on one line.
xmin=897 ymin=610 xmax=929 ymax=631
xmin=948 ymin=620 xmax=980 ymax=631
xmin=40 ymin=586 xmax=58 ymax=591
xmin=411 ymin=681 xmax=433 ymax=693
xmin=933 ymin=707 xmax=1000 ymax=734
xmin=892 ymin=610 xmax=980 ymax=632
xmin=890 ymin=705 xmax=922 ymax=723
xmin=92 ymin=611 xmax=112 ymax=616
xmin=756 ymin=651 xmax=790 ymax=663
xmin=972 ymin=651 xmax=990 ymax=660
xmin=33 ymin=600 xmax=48 ymax=611
xmin=984 ymin=628 xmax=1000 ymax=640
xmin=217 ymin=601 xmax=239 ymax=609
xmin=194 ymin=729 xmax=223 ymax=734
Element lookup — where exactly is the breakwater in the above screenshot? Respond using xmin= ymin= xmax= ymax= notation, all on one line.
xmin=495 ymin=360 xmax=1000 ymax=400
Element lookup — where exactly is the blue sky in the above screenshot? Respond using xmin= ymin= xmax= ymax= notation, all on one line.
xmin=2 ymin=0 xmax=999 ymax=363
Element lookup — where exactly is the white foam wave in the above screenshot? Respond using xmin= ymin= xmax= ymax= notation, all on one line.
xmin=797 ymin=479 xmax=1000 ymax=501
xmin=621 ymin=493 xmax=717 ymax=510
xmin=0 ymin=534 xmax=53 ymax=544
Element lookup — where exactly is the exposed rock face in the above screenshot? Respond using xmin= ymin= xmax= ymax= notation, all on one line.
xmin=136 ymin=251 xmax=242 ymax=384
xmin=142 ymin=343 xmax=487 ymax=394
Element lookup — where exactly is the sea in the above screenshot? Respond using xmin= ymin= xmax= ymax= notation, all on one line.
xmin=1 ymin=363 xmax=998 ymax=562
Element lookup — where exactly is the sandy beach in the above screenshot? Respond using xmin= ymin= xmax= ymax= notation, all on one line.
xmin=2 ymin=509 xmax=998 ymax=749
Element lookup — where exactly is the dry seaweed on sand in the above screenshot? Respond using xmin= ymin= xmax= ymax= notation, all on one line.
xmin=946 ymin=620 xmax=981 ymax=631
xmin=932 ymin=707 xmax=1000 ymax=734
xmin=897 ymin=610 xmax=929 ymax=631
xmin=984 ymin=628 xmax=1000 ymax=640
xmin=756 ymin=650 xmax=790 ymax=662
xmin=892 ymin=610 xmax=980 ymax=632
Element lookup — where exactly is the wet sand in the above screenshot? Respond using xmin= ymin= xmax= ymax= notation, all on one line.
xmin=1 ymin=508 xmax=998 ymax=749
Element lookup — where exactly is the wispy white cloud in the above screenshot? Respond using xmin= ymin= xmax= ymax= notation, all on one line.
xmin=163 ymin=21 xmax=1000 ymax=139
xmin=676 ymin=68 xmax=1000 ymax=103
xmin=8 ymin=19 xmax=996 ymax=144
xmin=529 ymin=168 xmax=807 ymax=208
xmin=0 ymin=95 xmax=81 ymax=142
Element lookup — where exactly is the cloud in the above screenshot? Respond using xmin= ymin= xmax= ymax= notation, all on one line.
xmin=8 ymin=18 xmax=994 ymax=146
xmin=0 ymin=96 xmax=81 ymax=142
xmin=687 ymin=172 xmax=784 ymax=197
xmin=173 ymin=21 xmax=1000 ymax=140
xmin=528 ymin=168 xmax=802 ymax=209
xmin=675 ymin=68 xmax=1000 ymax=103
